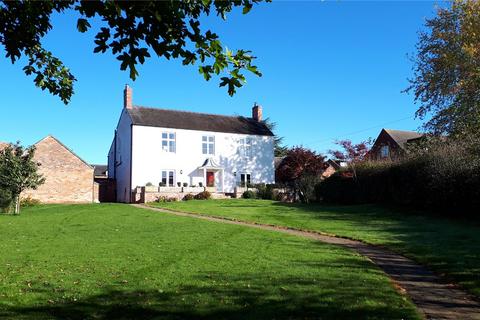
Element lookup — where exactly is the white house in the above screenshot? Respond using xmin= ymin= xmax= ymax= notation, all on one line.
xmin=108 ymin=86 xmax=275 ymax=203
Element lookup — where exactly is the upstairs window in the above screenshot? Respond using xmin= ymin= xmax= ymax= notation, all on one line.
xmin=239 ymin=137 xmax=252 ymax=159
xmin=202 ymin=136 xmax=215 ymax=155
xmin=380 ymin=145 xmax=389 ymax=158
xmin=162 ymin=132 xmax=176 ymax=153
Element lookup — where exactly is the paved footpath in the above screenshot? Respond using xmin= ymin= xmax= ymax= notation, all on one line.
xmin=134 ymin=204 xmax=480 ymax=320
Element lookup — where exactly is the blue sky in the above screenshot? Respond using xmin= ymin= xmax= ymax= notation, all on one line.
xmin=0 ymin=1 xmax=442 ymax=164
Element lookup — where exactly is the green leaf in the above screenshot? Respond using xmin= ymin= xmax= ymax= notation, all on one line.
xmin=199 ymin=66 xmax=213 ymax=81
xmin=247 ymin=65 xmax=262 ymax=76
xmin=243 ymin=4 xmax=252 ymax=14
xmin=76 ymin=18 xmax=91 ymax=33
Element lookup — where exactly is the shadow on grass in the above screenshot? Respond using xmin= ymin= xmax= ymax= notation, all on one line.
xmin=0 ymin=269 xmax=416 ymax=320
xmin=152 ymin=200 xmax=480 ymax=296
xmin=269 ymin=202 xmax=480 ymax=296
xmin=272 ymin=201 xmax=480 ymax=225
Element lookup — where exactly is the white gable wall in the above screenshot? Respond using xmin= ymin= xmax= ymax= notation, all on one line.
xmin=107 ymin=139 xmax=115 ymax=180
xmin=131 ymin=125 xmax=274 ymax=193
xmin=107 ymin=108 xmax=133 ymax=202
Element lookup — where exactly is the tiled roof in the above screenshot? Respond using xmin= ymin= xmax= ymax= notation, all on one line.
xmin=384 ymin=129 xmax=423 ymax=149
xmin=92 ymin=164 xmax=108 ymax=177
xmin=127 ymin=106 xmax=274 ymax=136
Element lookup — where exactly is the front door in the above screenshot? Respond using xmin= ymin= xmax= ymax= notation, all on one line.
xmin=206 ymin=171 xmax=215 ymax=187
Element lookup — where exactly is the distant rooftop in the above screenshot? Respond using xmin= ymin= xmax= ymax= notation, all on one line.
xmin=92 ymin=164 xmax=108 ymax=177
xmin=384 ymin=129 xmax=423 ymax=149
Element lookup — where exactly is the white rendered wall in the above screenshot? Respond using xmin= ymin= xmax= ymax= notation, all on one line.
xmin=131 ymin=125 xmax=274 ymax=193
xmin=107 ymin=140 xmax=114 ymax=178
xmin=109 ymin=109 xmax=132 ymax=202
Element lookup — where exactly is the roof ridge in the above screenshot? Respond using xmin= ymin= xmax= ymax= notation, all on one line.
xmin=132 ymin=105 xmax=251 ymax=120
xmin=127 ymin=106 xmax=274 ymax=136
xmin=384 ymin=128 xmax=421 ymax=133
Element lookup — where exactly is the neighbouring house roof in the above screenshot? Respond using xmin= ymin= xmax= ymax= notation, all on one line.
xmin=127 ymin=106 xmax=274 ymax=136
xmin=326 ymin=159 xmax=346 ymax=170
xmin=92 ymin=164 xmax=108 ymax=177
xmin=384 ymin=129 xmax=424 ymax=149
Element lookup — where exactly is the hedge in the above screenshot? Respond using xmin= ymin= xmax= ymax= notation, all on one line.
xmin=316 ymin=141 xmax=480 ymax=216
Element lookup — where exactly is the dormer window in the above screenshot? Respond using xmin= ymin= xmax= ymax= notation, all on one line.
xmin=162 ymin=132 xmax=176 ymax=153
xmin=380 ymin=145 xmax=389 ymax=158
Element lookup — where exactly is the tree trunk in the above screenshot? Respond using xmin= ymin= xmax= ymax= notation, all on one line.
xmin=14 ymin=195 xmax=20 ymax=214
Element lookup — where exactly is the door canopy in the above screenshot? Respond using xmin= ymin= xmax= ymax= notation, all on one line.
xmin=198 ymin=157 xmax=223 ymax=171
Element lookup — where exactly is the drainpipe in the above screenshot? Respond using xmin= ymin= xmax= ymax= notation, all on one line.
xmin=113 ymin=129 xmax=117 ymax=201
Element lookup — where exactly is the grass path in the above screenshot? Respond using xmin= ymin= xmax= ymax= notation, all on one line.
xmin=140 ymin=203 xmax=480 ymax=320
xmin=150 ymin=199 xmax=480 ymax=298
xmin=0 ymin=204 xmax=420 ymax=319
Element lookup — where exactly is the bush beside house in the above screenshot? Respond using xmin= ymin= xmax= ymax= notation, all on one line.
xmin=276 ymin=147 xmax=325 ymax=203
xmin=194 ymin=190 xmax=211 ymax=200
xmin=239 ymin=183 xmax=280 ymax=200
xmin=242 ymin=190 xmax=256 ymax=199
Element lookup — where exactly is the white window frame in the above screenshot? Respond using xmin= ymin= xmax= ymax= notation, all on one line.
xmin=161 ymin=132 xmax=176 ymax=153
xmin=239 ymin=172 xmax=251 ymax=187
xmin=202 ymin=135 xmax=215 ymax=155
xmin=160 ymin=170 xmax=175 ymax=187
xmin=380 ymin=145 xmax=389 ymax=158
xmin=239 ymin=137 xmax=253 ymax=159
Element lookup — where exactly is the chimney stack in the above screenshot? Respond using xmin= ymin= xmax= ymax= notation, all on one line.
xmin=124 ymin=85 xmax=132 ymax=109
xmin=252 ymin=103 xmax=262 ymax=121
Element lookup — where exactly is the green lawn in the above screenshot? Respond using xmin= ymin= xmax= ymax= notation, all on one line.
xmin=151 ymin=199 xmax=480 ymax=297
xmin=0 ymin=204 xmax=419 ymax=319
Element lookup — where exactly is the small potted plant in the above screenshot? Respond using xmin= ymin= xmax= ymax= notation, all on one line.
xmin=177 ymin=182 xmax=181 ymax=187
xmin=145 ymin=182 xmax=157 ymax=192
xmin=158 ymin=182 xmax=166 ymax=191
xmin=183 ymin=182 xmax=188 ymax=187
xmin=183 ymin=182 xmax=205 ymax=193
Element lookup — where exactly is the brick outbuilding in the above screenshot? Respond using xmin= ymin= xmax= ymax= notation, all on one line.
xmin=21 ymin=136 xmax=95 ymax=203
xmin=368 ymin=129 xmax=424 ymax=160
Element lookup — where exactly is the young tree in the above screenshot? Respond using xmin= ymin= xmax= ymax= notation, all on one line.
xmin=329 ymin=139 xmax=371 ymax=180
xmin=276 ymin=147 xmax=325 ymax=203
xmin=406 ymin=0 xmax=480 ymax=136
xmin=263 ymin=117 xmax=288 ymax=157
xmin=329 ymin=139 xmax=371 ymax=163
xmin=0 ymin=0 xmax=266 ymax=104
xmin=0 ymin=143 xmax=45 ymax=214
